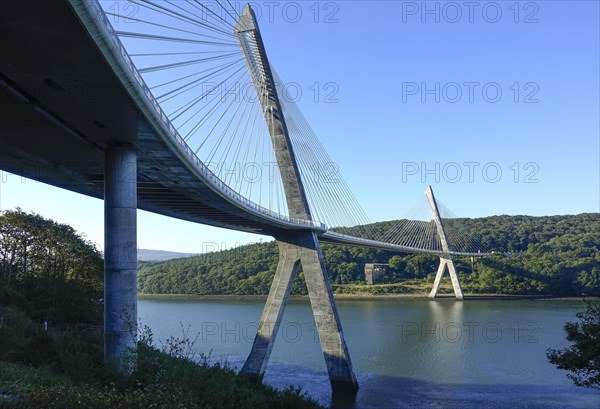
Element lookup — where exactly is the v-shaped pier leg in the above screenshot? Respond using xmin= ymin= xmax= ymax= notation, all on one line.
xmin=241 ymin=232 xmax=358 ymax=394
xmin=240 ymin=241 xmax=300 ymax=382
xmin=428 ymin=257 xmax=464 ymax=300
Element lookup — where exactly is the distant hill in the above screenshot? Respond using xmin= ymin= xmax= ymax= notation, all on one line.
xmin=138 ymin=249 xmax=198 ymax=262
xmin=138 ymin=214 xmax=600 ymax=297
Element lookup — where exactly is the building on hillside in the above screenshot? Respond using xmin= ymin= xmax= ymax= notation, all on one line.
xmin=364 ymin=263 xmax=388 ymax=284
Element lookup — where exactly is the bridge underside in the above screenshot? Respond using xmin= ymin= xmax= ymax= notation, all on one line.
xmin=0 ymin=0 xmax=308 ymax=238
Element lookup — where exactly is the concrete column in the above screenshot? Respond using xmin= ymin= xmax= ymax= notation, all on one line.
xmin=104 ymin=146 xmax=137 ymax=363
xmin=241 ymin=233 xmax=358 ymax=394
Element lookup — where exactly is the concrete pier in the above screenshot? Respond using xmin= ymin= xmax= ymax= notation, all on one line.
xmin=240 ymin=241 xmax=301 ymax=382
xmin=241 ymin=233 xmax=358 ymax=393
xmin=428 ymin=257 xmax=464 ymax=300
xmin=104 ymin=146 xmax=138 ymax=362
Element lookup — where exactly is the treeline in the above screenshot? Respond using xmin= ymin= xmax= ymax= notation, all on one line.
xmin=0 ymin=209 xmax=104 ymax=324
xmin=138 ymin=213 xmax=600 ymax=296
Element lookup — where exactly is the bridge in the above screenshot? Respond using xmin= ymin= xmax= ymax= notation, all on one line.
xmin=0 ymin=0 xmax=487 ymax=393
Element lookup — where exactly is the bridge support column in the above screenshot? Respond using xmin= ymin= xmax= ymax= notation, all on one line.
xmin=428 ymin=257 xmax=464 ymax=300
xmin=104 ymin=146 xmax=137 ymax=365
xmin=241 ymin=233 xmax=358 ymax=394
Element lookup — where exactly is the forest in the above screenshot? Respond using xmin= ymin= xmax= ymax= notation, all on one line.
xmin=137 ymin=213 xmax=600 ymax=297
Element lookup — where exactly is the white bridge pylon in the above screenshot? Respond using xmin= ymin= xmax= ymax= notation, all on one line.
xmin=424 ymin=186 xmax=465 ymax=300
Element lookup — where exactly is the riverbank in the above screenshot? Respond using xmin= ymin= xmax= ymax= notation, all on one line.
xmin=0 ymin=306 xmax=323 ymax=409
xmin=137 ymin=293 xmax=593 ymax=302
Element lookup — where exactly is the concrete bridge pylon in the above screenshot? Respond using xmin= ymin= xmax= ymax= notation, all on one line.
xmin=234 ymin=4 xmax=358 ymax=393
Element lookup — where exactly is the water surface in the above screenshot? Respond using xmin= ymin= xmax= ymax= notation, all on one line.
xmin=138 ymin=298 xmax=599 ymax=408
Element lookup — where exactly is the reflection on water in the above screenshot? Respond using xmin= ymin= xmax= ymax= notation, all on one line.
xmin=138 ymin=298 xmax=599 ymax=408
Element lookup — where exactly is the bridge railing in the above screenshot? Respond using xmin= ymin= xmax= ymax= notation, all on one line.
xmin=86 ymin=0 xmax=326 ymax=232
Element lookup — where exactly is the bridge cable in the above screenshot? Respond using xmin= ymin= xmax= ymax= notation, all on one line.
xmin=155 ymin=59 xmax=244 ymax=101
xmin=133 ymin=0 xmax=235 ymax=38
xmin=102 ymin=11 xmax=233 ymax=43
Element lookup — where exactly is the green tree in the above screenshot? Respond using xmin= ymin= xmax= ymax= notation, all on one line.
xmin=337 ymin=262 xmax=360 ymax=284
xmin=388 ymin=255 xmax=404 ymax=271
xmin=0 ymin=209 xmax=103 ymax=324
xmin=404 ymin=254 xmax=438 ymax=278
xmin=547 ymin=299 xmax=600 ymax=389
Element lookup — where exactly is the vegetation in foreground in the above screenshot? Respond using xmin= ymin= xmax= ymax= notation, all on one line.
xmin=0 ymin=209 xmax=321 ymax=409
xmin=138 ymin=214 xmax=600 ymax=297
xmin=547 ymin=298 xmax=600 ymax=389
xmin=0 ymin=313 xmax=321 ymax=409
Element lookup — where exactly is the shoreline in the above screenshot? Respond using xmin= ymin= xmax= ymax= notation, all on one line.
xmin=137 ymin=293 xmax=594 ymax=302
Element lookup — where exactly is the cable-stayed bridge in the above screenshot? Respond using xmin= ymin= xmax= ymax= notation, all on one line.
xmin=0 ymin=1 xmax=488 ymax=393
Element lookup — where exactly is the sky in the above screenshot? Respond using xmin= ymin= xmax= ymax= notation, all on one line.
xmin=0 ymin=1 xmax=598 ymax=253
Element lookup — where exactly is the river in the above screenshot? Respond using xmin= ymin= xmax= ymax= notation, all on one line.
xmin=138 ymin=298 xmax=599 ymax=408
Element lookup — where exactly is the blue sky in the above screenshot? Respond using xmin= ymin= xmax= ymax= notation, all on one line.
xmin=1 ymin=1 xmax=598 ymax=252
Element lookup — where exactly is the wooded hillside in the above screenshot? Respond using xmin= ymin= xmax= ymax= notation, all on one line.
xmin=138 ymin=214 xmax=600 ymax=296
